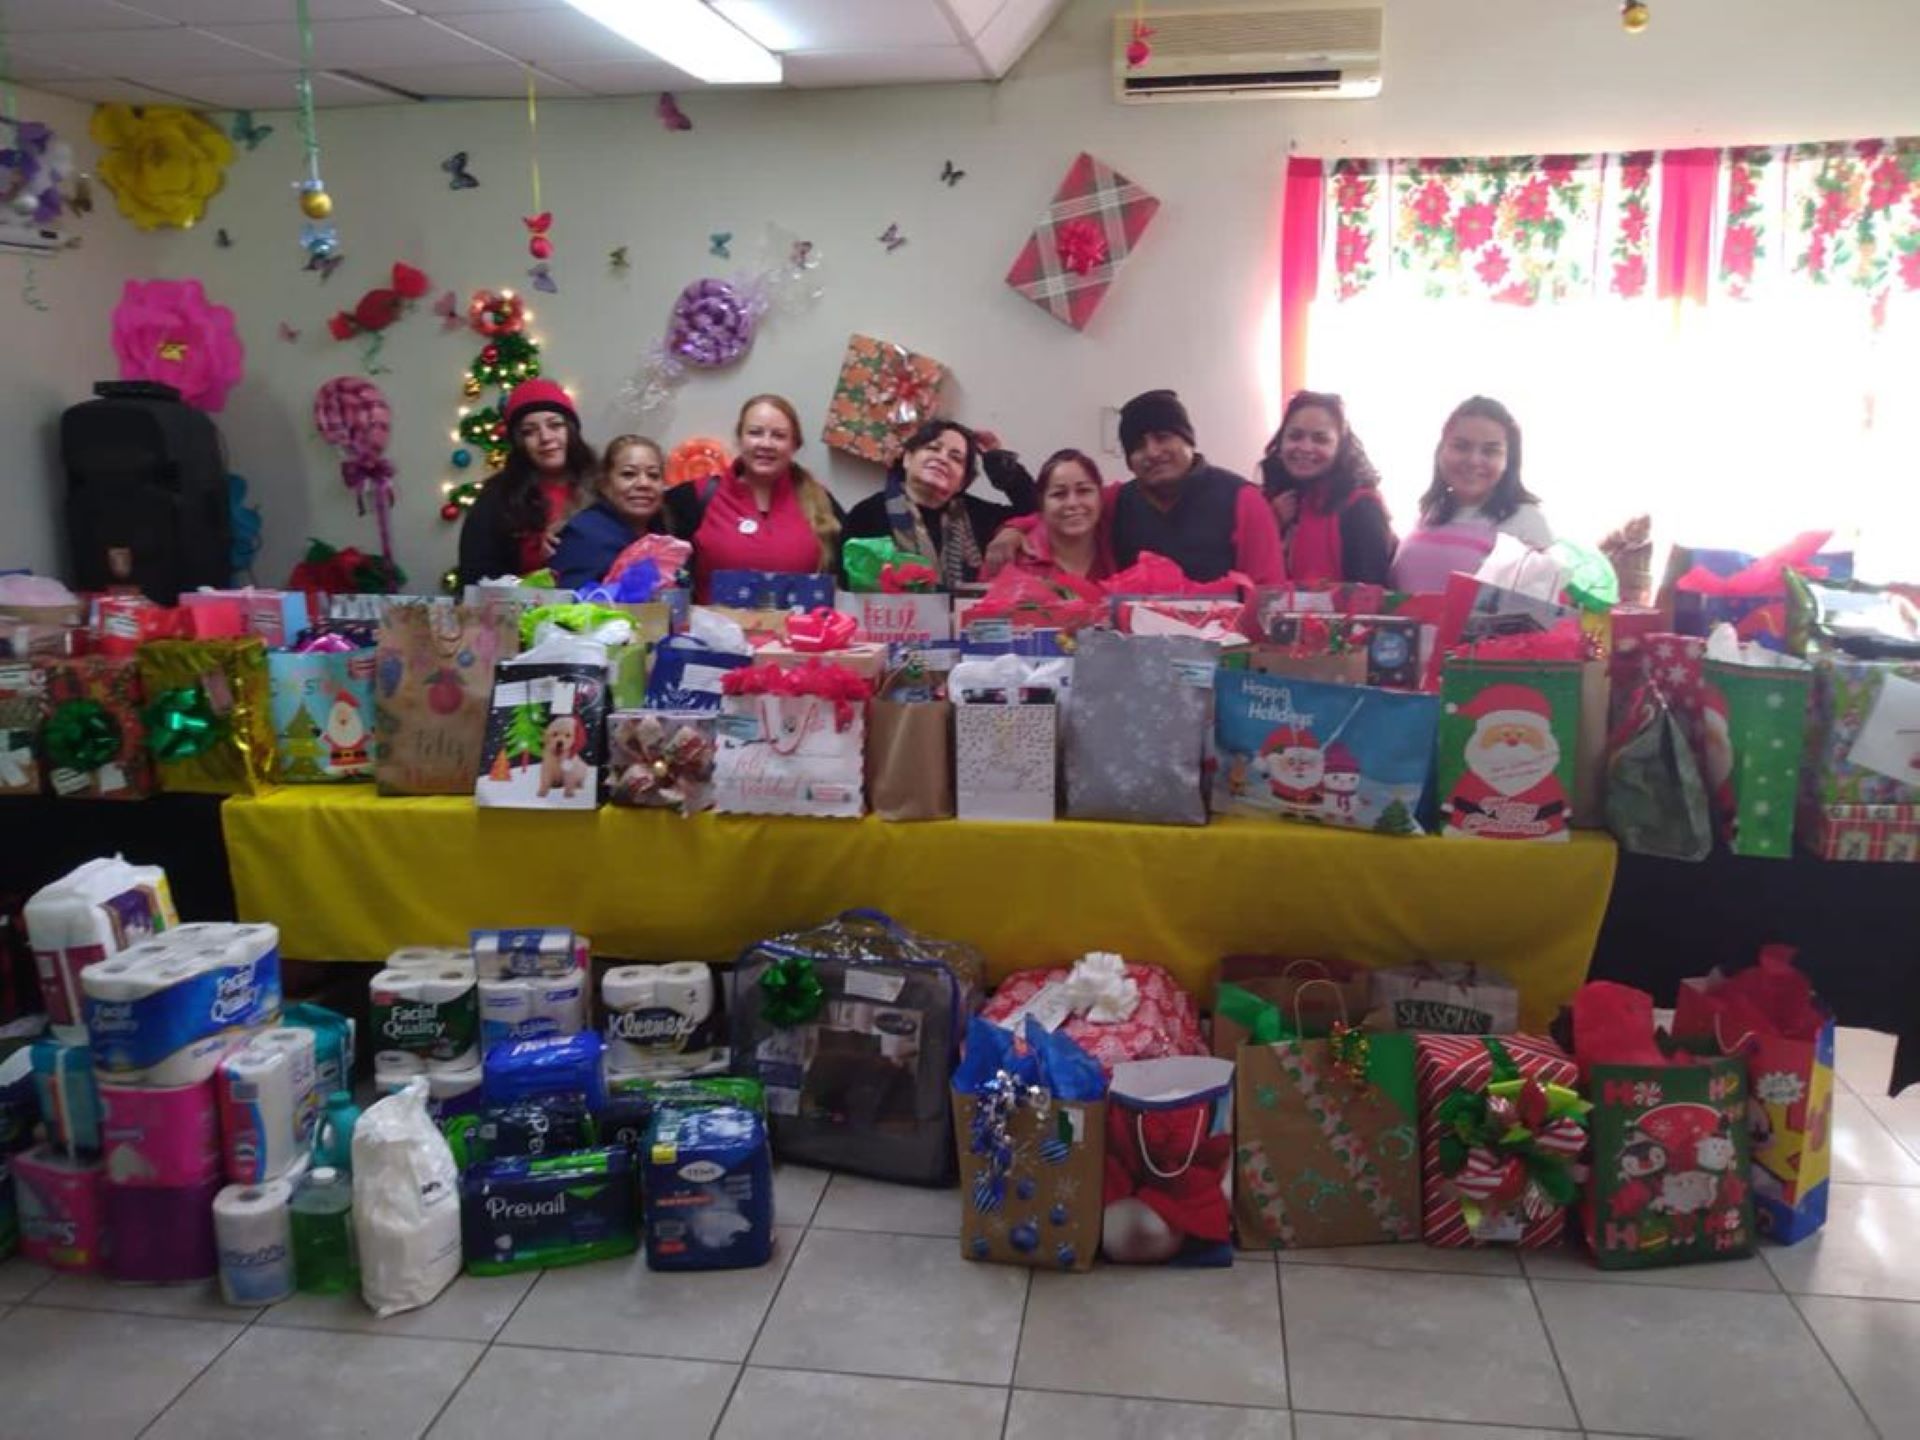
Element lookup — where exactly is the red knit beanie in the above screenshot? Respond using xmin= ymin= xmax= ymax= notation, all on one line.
xmin=504 ymin=378 xmax=577 ymax=432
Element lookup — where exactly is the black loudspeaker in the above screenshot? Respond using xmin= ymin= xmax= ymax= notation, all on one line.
xmin=61 ymin=380 xmax=231 ymax=603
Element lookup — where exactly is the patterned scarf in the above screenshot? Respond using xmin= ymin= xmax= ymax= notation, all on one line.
xmin=884 ymin=474 xmax=982 ymax=588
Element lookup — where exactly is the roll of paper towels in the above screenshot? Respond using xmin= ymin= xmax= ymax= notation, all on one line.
xmin=215 ymin=1179 xmax=295 ymax=1305
xmin=217 ymin=1042 xmax=305 ymax=1184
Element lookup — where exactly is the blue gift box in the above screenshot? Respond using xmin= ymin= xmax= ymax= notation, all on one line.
xmin=708 ymin=571 xmax=835 ymax=612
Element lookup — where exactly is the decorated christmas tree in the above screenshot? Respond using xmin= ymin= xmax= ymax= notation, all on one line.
xmin=437 ymin=289 xmax=548 ymax=591
xmin=280 ymin=701 xmax=327 ymax=780
xmin=505 ymin=700 xmax=549 ymax=771
xmin=1373 ymin=798 xmax=1418 ymax=835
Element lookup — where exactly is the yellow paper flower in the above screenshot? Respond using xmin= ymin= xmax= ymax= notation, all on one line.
xmin=89 ymin=104 xmax=233 ymax=231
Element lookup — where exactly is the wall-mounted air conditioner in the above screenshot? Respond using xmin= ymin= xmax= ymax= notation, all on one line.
xmin=0 ymin=218 xmax=72 ymax=254
xmin=1116 ymin=5 xmax=1383 ymax=103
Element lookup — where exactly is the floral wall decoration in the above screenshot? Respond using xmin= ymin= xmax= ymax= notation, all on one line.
xmin=89 ymin=104 xmax=233 ymax=231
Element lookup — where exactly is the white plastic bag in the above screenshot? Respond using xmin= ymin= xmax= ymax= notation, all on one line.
xmin=352 ymin=1077 xmax=462 ymax=1317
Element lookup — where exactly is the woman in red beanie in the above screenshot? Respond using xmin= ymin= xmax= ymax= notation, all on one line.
xmin=455 ymin=378 xmax=598 ymax=587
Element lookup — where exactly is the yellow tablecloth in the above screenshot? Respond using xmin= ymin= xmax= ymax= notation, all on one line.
xmin=223 ymin=789 xmax=1617 ymax=1029
xmin=217 ymin=791 xmax=1612 ymax=1029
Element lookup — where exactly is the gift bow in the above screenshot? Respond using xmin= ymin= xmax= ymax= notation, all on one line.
xmin=143 ymin=686 xmax=227 ymax=760
xmin=1054 ymin=217 xmax=1110 ymax=277
xmin=340 ymin=454 xmax=395 ymax=516
xmin=785 ymin=607 xmax=858 ymax=653
xmin=760 ymin=952 xmax=825 ymax=1028
xmin=1434 ymin=1039 xmax=1592 ymax=1235
xmin=880 ymin=561 xmax=940 ymax=594
xmin=869 ymin=349 xmax=939 ymax=433
xmin=623 ymin=714 xmax=714 ymax=804
xmin=43 ymin=699 xmax=123 ymax=773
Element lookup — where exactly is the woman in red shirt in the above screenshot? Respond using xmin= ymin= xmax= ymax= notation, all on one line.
xmin=1258 ymin=391 xmax=1395 ymax=585
xmin=666 ymin=393 xmax=845 ymax=601
xmin=994 ymin=448 xmax=1115 ymax=583
xmin=454 ymin=379 xmax=597 ymax=587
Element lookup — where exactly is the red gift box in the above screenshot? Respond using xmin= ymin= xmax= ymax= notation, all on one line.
xmin=1800 ymin=803 xmax=1920 ymax=862
xmin=33 ymin=654 xmax=156 ymax=800
xmin=1418 ymin=1034 xmax=1582 ymax=1249
xmin=980 ymin=961 xmax=1205 ymax=1075
xmin=1005 ymin=152 xmax=1161 ymax=331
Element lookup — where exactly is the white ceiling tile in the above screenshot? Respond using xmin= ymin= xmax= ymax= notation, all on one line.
xmin=346 ymin=62 xmax=586 ymax=99
xmin=118 ymin=0 xmax=409 ymax=21
xmin=938 ymin=0 xmax=1014 ymax=35
xmin=536 ymin=57 xmax=695 ymax=95
xmin=399 ymin=0 xmax=567 ymax=12
xmin=712 ymin=0 xmax=960 ymax=51
xmin=144 ymin=70 xmax=401 ymax=108
xmin=11 ymin=26 xmax=288 ymax=74
xmin=31 ymin=77 xmax=210 ymax=106
xmin=3 ymin=46 xmax=93 ymax=82
xmin=784 ymin=46 xmax=987 ymax=87
xmin=1 ymin=0 xmax=171 ymax=32
xmin=973 ymin=0 xmax=1068 ymax=75
xmin=198 ymin=17 xmax=510 ymax=68
xmin=432 ymin=7 xmax=669 ymax=66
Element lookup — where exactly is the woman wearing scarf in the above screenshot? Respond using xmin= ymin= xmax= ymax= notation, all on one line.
xmin=842 ymin=418 xmax=1036 ymax=587
xmin=1258 ymin=390 xmax=1395 ymax=585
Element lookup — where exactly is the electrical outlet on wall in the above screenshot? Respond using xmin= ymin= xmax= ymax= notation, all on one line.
xmin=1099 ymin=406 xmax=1122 ymax=457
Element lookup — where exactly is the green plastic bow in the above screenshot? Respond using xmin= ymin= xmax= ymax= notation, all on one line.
xmin=1433 ymin=1038 xmax=1592 ymax=1232
xmin=759 ymin=953 xmax=825 ymax=1028
xmin=143 ymin=686 xmax=227 ymax=760
xmin=43 ymin=699 xmax=122 ymax=772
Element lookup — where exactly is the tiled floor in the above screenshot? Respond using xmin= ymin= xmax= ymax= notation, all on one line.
xmin=3 ymin=1027 xmax=1917 ymax=1439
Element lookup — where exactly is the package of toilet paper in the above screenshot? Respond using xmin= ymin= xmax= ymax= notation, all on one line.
xmin=368 ymin=963 xmax=479 ymax=1066
xmin=601 ymin=962 xmax=727 ymax=1078
xmin=478 ymin=971 xmax=588 ymax=1050
xmin=98 ymin=1075 xmax=221 ymax=1187
xmin=82 ymin=924 xmax=282 ymax=1083
xmin=462 ymin=1146 xmax=637 ymax=1275
xmin=471 ymin=927 xmax=587 ymax=980
xmin=643 ymin=1105 xmax=774 ymax=1272
xmin=26 ymin=857 xmax=178 ymax=1034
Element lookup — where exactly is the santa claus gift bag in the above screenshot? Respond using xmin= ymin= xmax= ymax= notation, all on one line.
xmin=1672 ymin=947 xmax=1834 ymax=1244
xmin=1102 ymin=1056 xmax=1235 ymax=1266
xmin=1573 ymin=982 xmax=1756 ymax=1270
xmin=473 ymin=635 xmax=611 ymax=811
xmin=1699 ymin=641 xmax=1812 ymax=859
xmin=268 ymin=645 xmax=377 ymax=782
xmin=1436 ymin=657 xmax=1583 ymax=841
xmin=1418 ymin=1035 xmax=1589 ymax=1249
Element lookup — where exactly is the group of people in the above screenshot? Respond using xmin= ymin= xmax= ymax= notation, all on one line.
xmin=454 ymin=378 xmax=1555 ymax=599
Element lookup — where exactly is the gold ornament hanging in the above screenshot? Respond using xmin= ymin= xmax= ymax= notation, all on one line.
xmin=299 ymin=187 xmax=333 ymax=220
xmin=1621 ymin=1 xmax=1650 ymax=32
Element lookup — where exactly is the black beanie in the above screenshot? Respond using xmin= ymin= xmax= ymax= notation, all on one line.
xmin=1118 ymin=389 xmax=1195 ymax=456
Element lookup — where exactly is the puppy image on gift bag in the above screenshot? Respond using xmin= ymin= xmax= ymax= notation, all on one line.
xmin=474 ymin=635 xmax=610 ymax=811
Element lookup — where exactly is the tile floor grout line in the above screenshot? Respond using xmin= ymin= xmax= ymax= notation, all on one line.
xmin=1292 ymin=1408 xmax=1592 ymax=1433
xmin=1000 ymin=1264 xmax=1035 ymax=1440
xmin=412 ymin=1338 xmax=490 ymax=1439
xmin=1523 ymin=1269 xmax=1585 ymax=1435
xmin=707 ymin=1220 xmax=813 ymax=1440
xmin=1779 ymin=1287 xmax=1889 ymax=1440
xmin=1273 ymin=1243 xmax=1292 ymax=1415
xmin=416 ymin=1268 xmax=550 ymax=1437
xmin=130 ymin=1305 xmax=261 ymax=1440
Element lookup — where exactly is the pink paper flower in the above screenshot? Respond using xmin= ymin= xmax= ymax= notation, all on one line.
xmin=111 ymin=278 xmax=245 ymax=412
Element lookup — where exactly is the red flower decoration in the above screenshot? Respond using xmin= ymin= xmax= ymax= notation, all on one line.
xmin=1854 ymin=139 xmax=1885 ymax=161
xmin=1866 ymin=157 xmax=1906 ymax=213
xmin=1474 ymin=246 xmax=1510 ymax=286
xmin=1412 ymin=180 xmax=1450 ymax=229
xmin=1453 ymin=201 xmax=1496 ymax=251
xmin=1814 ymin=187 xmax=1851 ymax=237
xmin=1722 ymin=223 xmax=1759 ymax=278
xmin=1541 ymin=154 xmax=1579 ymax=188
xmin=1335 ymin=223 xmax=1371 ymax=275
xmin=1613 ymin=254 xmax=1648 ymax=297
xmin=1510 ymin=179 xmax=1550 ymax=225
xmin=1621 ymin=201 xmax=1649 ymax=245
xmin=1054 ymin=217 xmax=1110 ymax=276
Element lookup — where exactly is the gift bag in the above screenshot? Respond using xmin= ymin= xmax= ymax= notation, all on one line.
xmin=951 ymin=653 xmax=1067 ymax=824
xmin=0 ymin=661 xmax=48 ymax=796
xmin=1065 ymin=631 xmax=1216 ymax=826
xmin=709 ymin=571 xmax=835 ymax=612
xmin=268 ymin=647 xmax=377 ymax=782
xmin=866 ymin=685 xmax=953 ymax=823
xmin=953 ymin=1017 xmax=1107 ymax=1271
xmin=1418 ymin=1035 xmax=1587 ymax=1248
xmin=475 ymin=636 xmax=611 ymax=810
xmin=1672 ymin=947 xmax=1834 ymax=1244
xmin=1371 ymin=962 xmax=1519 ymax=1035
xmin=837 ymin=591 xmax=953 ymax=645
xmin=1214 ymin=669 xmax=1438 ymax=834
xmin=644 ymin=634 xmax=753 ymax=712
xmin=607 ymin=711 xmax=716 ymax=814
xmin=1574 ymin=982 xmax=1755 ymax=1269
xmin=714 ymin=665 xmax=867 ymax=819
xmin=1700 ymin=650 xmax=1811 ymax=858
xmin=1605 ymin=685 xmax=1713 ymax=861
xmin=1103 ymin=1055 xmax=1235 ymax=1265
xmin=1224 ymin=984 xmax=1420 ymax=1251
xmin=31 ymin=657 xmax=154 ymax=800
xmin=135 ymin=638 xmax=275 ymax=795
xmin=1436 ymin=657 xmax=1583 ymax=841
xmin=1212 ymin=957 xmax=1371 ymax=1055
xmin=374 ymin=603 xmax=519 ymax=796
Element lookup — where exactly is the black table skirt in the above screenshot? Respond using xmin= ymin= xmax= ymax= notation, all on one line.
xmin=0 ymin=794 xmax=235 ymax=925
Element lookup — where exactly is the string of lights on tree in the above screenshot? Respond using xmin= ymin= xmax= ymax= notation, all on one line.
xmin=438 ymin=288 xmax=544 ymax=523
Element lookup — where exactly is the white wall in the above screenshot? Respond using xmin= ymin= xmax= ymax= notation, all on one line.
xmin=6 ymin=0 xmax=1918 ymax=587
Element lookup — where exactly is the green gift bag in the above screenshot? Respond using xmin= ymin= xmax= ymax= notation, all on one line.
xmin=1436 ymin=659 xmax=1583 ymax=840
xmin=1700 ymin=656 xmax=1811 ymax=859
xmin=1584 ymin=1053 xmax=1755 ymax=1269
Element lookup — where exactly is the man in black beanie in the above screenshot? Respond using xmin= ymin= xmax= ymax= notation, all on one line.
xmin=1107 ymin=389 xmax=1284 ymax=584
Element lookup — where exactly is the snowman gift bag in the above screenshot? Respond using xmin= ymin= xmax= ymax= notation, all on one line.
xmin=374 ymin=603 xmax=520 ymax=796
xmin=1572 ymin=982 xmax=1755 ymax=1270
xmin=475 ymin=635 xmax=611 ymax=810
xmin=268 ymin=645 xmax=378 ymax=782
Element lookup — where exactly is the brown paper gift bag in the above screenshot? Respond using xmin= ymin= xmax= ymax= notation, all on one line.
xmin=1213 ymin=956 xmax=1373 ymax=1057
xmin=954 ymin=1092 xmax=1104 ymax=1270
xmin=373 ymin=603 xmax=520 ymax=795
xmin=1572 ymin=658 xmax=1611 ymax=829
xmin=866 ymin=698 xmax=954 ymax=821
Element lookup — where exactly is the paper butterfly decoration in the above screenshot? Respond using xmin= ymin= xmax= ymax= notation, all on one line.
xmin=791 ymin=239 xmax=816 ymax=269
xmin=230 ymin=110 xmax=272 ymax=151
xmin=940 ymin=160 xmax=965 ymax=187
xmin=657 ymin=93 xmax=693 ymax=132
xmin=305 ymin=251 xmax=343 ymax=281
xmin=878 ymin=223 xmax=907 ymax=253
xmin=709 ymin=231 xmax=732 ymax=259
xmin=528 ymin=263 xmax=557 ymax=294
xmin=215 ymin=228 xmax=233 ymax=248
xmin=277 ymin=321 xmax=300 ymax=343
xmin=609 ymin=245 xmax=630 ymax=270
xmin=441 ymin=151 xmax=480 ymax=191
xmin=433 ymin=290 xmax=461 ymax=332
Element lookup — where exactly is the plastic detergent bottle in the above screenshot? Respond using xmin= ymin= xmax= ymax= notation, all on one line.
xmin=312 ymin=1091 xmax=362 ymax=1173
xmin=290 ymin=1167 xmax=358 ymax=1294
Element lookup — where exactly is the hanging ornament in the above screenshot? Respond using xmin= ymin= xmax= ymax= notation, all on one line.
xmin=1621 ymin=1 xmax=1650 ymax=31
xmin=1126 ymin=1 xmax=1155 ymax=67
xmin=520 ymin=69 xmax=556 ymax=269
xmin=467 ymin=288 xmax=525 ymax=337
xmin=313 ymin=375 xmax=399 ymax=571
xmin=289 ymin=0 xmax=336 ymax=265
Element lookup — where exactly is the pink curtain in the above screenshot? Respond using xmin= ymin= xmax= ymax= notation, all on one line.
xmin=1280 ymin=156 xmax=1323 ymax=400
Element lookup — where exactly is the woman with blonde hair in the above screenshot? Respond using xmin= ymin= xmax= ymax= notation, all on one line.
xmin=666 ymin=393 xmax=844 ymax=601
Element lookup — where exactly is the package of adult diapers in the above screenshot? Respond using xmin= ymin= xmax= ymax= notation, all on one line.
xmin=461 ymin=1146 xmax=637 ymax=1275
xmin=443 ymin=1096 xmax=595 ymax=1169
xmin=598 ymin=1075 xmax=767 ymax=1156
xmin=482 ymin=1032 xmax=605 ymax=1110
xmin=352 ymin=1078 xmax=462 ymax=1317
xmin=26 ymin=857 xmax=178 ymax=1034
xmin=643 ymin=1106 xmax=774 ymax=1271
xmin=82 ymin=924 xmax=282 ymax=1084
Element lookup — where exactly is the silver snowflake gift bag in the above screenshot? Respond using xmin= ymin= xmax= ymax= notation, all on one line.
xmin=1064 ymin=631 xmax=1219 ymax=825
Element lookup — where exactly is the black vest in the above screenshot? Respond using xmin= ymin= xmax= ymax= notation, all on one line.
xmin=1110 ymin=462 xmax=1247 ymax=582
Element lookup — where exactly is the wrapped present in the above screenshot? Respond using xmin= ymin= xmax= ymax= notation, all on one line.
xmin=1801 ymin=803 xmax=1920 ymax=862
xmin=374 ymin=602 xmax=521 ymax=796
xmin=0 ymin=661 xmax=49 ymax=795
xmin=1673 ymin=948 xmax=1833 ymax=1243
xmin=981 ymin=956 xmax=1206 ymax=1075
xmin=1573 ymin=982 xmax=1755 ymax=1270
xmin=181 ymin=589 xmax=311 ymax=648
xmin=1435 ymin=657 xmax=1583 ymax=841
xmin=1417 ymin=1035 xmax=1587 ymax=1248
xmin=708 ymin=571 xmax=836 ymax=612
xmin=135 ymin=638 xmax=274 ymax=795
xmin=820 ymin=333 xmax=948 ymax=465
xmin=475 ymin=636 xmax=611 ymax=811
xmin=953 ymin=1017 xmax=1107 ymax=1271
xmin=1803 ymin=655 xmax=1920 ymax=809
xmin=1005 ymin=151 xmax=1161 ymax=332
xmin=1215 ymin=669 xmax=1439 ymax=834
xmin=1700 ymin=642 xmax=1811 ymax=859
xmin=836 ymin=591 xmax=953 ymax=645
xmin=34 ymin=655 xmax=156 ymax=800
xmin=1665 ymin=534 xmax=1851 ymax=649
xmin=268 ymin=645 xmax=377 ymax=782
xmin=714 ymin=661 xmax=869 ymax=818
xmin=644 ymin=634 xmax=753 ymax=712
xmin=1372 ymin=962 xmax=1520 ymax=1035
xmin=607 ymin=711 xmax=716 ymax=814
xmin=1064 ymin=631 xmax=1215 ymax=825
